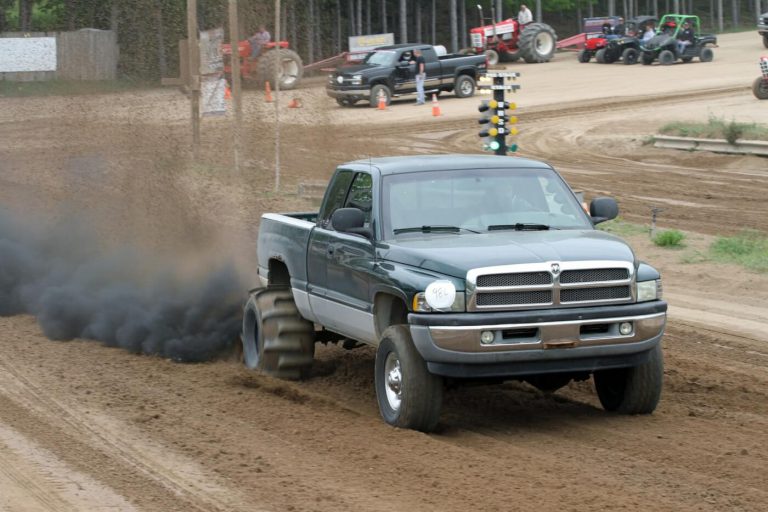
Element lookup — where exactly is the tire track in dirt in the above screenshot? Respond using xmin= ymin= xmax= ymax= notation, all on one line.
xmin=0 ymin=354 xmax=256 ymax=512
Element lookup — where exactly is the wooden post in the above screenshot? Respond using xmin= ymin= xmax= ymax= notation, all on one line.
xmin=228 ymin=0 xmax=242 ymax=173
xmin=187 ymin=0 xmax=201 ymax=155
xmin=274 ymin=0 xmax=281 ymax=192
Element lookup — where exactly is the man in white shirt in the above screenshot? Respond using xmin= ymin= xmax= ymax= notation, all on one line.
xmin=642 ymin=22 xmax=656 ymax=44
xmin=518 ymin=4 xmax=533 ymax=26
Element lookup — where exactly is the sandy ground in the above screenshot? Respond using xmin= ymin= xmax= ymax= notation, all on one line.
xmin=1 ymin=30 xmax=767 ymax=511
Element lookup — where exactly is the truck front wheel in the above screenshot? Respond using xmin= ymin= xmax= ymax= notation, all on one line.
xmin=242 ymin=288 xmax=315 ymax=380
xmin=375 ymin=326 xmax=443 ymax=432
xmin=593 ymin=343 xmax=663 ymax=414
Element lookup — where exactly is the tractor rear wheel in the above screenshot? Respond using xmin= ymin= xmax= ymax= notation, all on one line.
xmin=242 ymin=288 xmax=315 ymax=380
xmin=699 ymin=47 xmax=714 ymax=63
xmin=518 ymin=23 xmax=557 ymax=63
xmin=753 ymin=77 xmax=768 ymax=100
xmin=255 ymin=48 xmax=304 ymax=90
xmin=484 ymin=49 xmax=500 ymax=66
xmin=577 ymin=50 xmax=591 ymax=63
xmin=622 ymin=48 xmax=638 ymax=65
xmin=659 ymin=49 xmax=675 ymax=65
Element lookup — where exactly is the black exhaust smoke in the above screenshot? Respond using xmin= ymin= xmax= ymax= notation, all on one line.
xmin=0 ymin=209 xmax=244 ymax=362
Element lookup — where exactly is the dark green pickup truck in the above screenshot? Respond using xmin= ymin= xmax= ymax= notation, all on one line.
xmin=244 ymin=155 xmax=667 ymax=431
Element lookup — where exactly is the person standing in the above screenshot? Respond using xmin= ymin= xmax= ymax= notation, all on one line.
xmin=517 ymin=4 xmax=533 ymax=26
xmin=411 ymin=48 xmax=426 ymax=105
xmin=249 ymin=25 xmax=271 ymax=59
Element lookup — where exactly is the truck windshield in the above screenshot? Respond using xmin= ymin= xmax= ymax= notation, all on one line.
xmin=381 ymin=168 xmax=592 ymax=239
xmin=364 ymin=50 xmax=396 ymax=66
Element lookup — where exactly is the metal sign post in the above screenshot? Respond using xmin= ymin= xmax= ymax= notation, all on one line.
xmin=186 ymin=0 xmax=200 ymax=156
xmin=274 ymin=0 xmax=281 ymax=192
xmin=228 ymin=0 xmax=242 ymax=173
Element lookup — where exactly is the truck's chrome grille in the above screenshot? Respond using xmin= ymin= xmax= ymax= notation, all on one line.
xmin=466 ymin=261 xmax=635 ymax=312
xmin=560 ymin=268 xmax=629 ymax=284
xmin=561 ymin=286 xmax=631 ymax=303
xmin=476 ymin=290 xmax=552 ymax=306
xmin=477 ymin=271 xmax=551 ymax=287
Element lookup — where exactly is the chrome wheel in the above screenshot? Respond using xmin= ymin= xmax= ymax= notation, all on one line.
xmin=280 ymin=58 xmax=300 ymax=87
xmin=384 ymin=352 xmax=403 ymax=412
xmin=460 ymin=79 xmax=473 ymax=95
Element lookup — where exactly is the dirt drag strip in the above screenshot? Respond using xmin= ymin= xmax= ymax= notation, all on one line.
xmin=0 ymin=315 xmax=766 ymax=512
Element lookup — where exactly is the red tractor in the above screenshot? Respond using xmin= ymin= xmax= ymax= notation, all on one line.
xmin=221 ymin=40 xmax=303 ymax=90
xmin=754 ymin=56 xmax=768 ymax=99
xmin=468 ymin=4 xmax=557 ymax=64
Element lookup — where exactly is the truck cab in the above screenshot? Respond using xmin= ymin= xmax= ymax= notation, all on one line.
xmin=248 ymin=155 xmax=667 ymax=432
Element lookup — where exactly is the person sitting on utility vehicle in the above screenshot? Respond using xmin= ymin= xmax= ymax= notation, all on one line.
xmin=676 ymin=20 xmax=694 ymax=54
xmin=642 ymin=22 xmax=656 ymax=44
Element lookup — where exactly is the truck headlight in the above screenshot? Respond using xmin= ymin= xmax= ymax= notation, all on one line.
xmin=413 ymin=280 xmax=465 ymax=312
xmin=351 ymin=74 xmax=363 ymax=85
xmin=636 ymin=279 xmax=663 ymax=302
xmin=336 ymin=75 xmax=344 ymax=84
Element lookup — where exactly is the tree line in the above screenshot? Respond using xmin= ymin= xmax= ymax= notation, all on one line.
xmin=1 ymin=0 xmax=766 ymax=79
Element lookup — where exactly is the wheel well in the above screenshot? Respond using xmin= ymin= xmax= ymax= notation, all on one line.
xmin=457 ymin=69 xmax=475 ymax=79
xmin=268 ymin=259 xmax=290 ymax=287
xmin=374 ymin=293 xmax=409 ymax=338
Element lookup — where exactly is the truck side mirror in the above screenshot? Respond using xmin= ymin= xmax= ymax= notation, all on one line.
xmin=590 ymin=197 xmax=619 ymax=224
xmin=331 ymin=208 xmax=373 ymax=239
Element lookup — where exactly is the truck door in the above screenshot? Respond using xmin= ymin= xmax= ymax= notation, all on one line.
xmin=394 ymin=49 xmax=414 ymax=92
xmin=421 ymin=46 xmax=442 ymax=89
xmin=307 ymin=170 xmax=354 ymax=297
xmin=307 ymin=171 xmax=377 ymax=344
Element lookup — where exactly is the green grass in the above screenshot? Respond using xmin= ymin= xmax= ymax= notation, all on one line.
xmin=709 ymin=230 xmax=768 ymax=273
xmin=0 ymin=80 xmax=151 ymax=98
xmin=653 ymin=229 xmax=686 ymax=248
xmin=597 ymin=218 xmax=648 ymax=237
xmin=659 ymin=116 xmax=768 ymax=144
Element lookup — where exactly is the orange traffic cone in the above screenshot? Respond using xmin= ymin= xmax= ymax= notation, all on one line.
xmin=377 ymin=91 xmax=387 ymax=111
xmin=431 ymin=93 xmax=441 ymax=117
xmin=224 ymin=85 xmax=231 ymax=100
xmin=264 ymin=81 xmax=273 ymax=102
xmin=287 ymin=98 xmax=301 ymax=108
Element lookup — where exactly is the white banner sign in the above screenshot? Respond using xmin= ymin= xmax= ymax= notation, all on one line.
xmin=201 ymin=75 xmax=227 ymax=117
xmin=348 ymin=33 xmax=394 ymax=53
xmin=0 ymin=37 xmax=57 ymax=72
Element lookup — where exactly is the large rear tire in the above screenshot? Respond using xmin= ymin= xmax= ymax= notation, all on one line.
xmin=375 ymin=326 xmax=443 ymax=432
xmin=518 ymin=23 xmax=557 ymax=63
xmin=241 ymin=288 xmax=315 ymax=380
xmin=594 ymin=343 xmax=663 ymax=414
xmin=754 ymin=77 xmax=768 ymax=100
xmin=255 ymin=48 xmax=304 ymax=90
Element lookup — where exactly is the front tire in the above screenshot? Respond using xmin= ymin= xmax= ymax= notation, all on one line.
xmin=484 ymin=49 xmax=500 ymax=66
xmin=622 ymin=48 xmax=638 ymax=65
xmin=595 ymin=48 xmax=607 ymax=64
xmin=375 ymin=326 xmax=443 ymax=432
xmin=369 ymin=84 xmax=392 ymax=108
xmin=577 ymin=50 xmax=591 ymax=63
xmin=699 ymin=47 xmax=714 ymax=63
xmin=454 ymin=74 xmax=476 ymax=98
xmin=754 ymin=77 xmax=768 ymax=100
xmin=594 ymin=343 xmax=663 ymax=414
xmin=241 ymin=288 xmax=315 ymax=380
xmin=518 ymin=23 xmax=557 ymax=63
xmin=659 ymin=49 xmax=675 ymax=65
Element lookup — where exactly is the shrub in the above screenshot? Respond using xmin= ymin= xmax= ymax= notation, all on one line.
xmin=653 ymin=229 xmax=685 ymax=248
xmin=710 ymin=230 xmax=768 ymax=272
